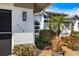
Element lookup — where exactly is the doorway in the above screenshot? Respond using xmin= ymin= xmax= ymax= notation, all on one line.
xmin=0 ymin=9 xmax=12 ymax=56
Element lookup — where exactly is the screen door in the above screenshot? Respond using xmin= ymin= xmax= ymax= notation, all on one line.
xmin=0 ymin=9 xmax=12 ymax=56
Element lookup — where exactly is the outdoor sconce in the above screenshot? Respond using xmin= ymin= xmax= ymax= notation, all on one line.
xmin=22 ymin=11 xmax=27 ymax=21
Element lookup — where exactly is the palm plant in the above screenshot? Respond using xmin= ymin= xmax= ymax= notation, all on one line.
xmin=45 ymin=15 xmax=71 ymax=51
xmin=47 ymin=15 xmax=67 ymax=37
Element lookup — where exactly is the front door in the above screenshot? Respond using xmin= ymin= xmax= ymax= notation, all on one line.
xmin=0 ymin=9 xmax=12 ymax=56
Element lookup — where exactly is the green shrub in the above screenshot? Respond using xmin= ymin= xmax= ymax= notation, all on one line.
xmin=39 ymin=29 xmax=56 ymax=43
xmin=35 ymin=37 xmax=49 ymax=49
xmin=72 ymin=34 xmax=79 ymax=39
xmin=71 ymin=31 xmax=79 ymax=39
xmin=72 ymin=31 xmax=79 ymax=34
xmin=35 ymin=35 xmax=44 ymax=49
xmin=12 ymin=44 xmax=40 ymax=56
xmin=35 ymin=30 xmax=56 ymax=49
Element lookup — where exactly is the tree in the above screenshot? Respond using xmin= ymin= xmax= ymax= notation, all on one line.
xmin=47 ymin=15 xmax=67 ymax=36
xmin=45 ymin=15 xmax=71 ymax=51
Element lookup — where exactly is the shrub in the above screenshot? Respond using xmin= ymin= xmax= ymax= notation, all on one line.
xmin=72 ymin=34 xmax=79 ymax=39
xmin=39 ymin=29 xmax=56 ymax=43
xmin=72 ymin=31 xmax=79 ymax=34
xmin=35 ymin=30 xmax=56 ymax=49
xmin=35 ymin=37 xmax=49 ymax=49
xmin=12 ymin=44 xmax=40 ymax=56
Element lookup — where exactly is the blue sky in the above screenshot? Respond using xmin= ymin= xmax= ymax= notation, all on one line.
xmin=46 ymin=3 xmax=79 ymax=15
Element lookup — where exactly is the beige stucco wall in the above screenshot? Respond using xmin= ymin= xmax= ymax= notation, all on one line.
xmin=14 ymin=3 xmax=33 ymax=9
xmin=0 ymin=3 xmax=33 ymax=9
xmin=0 ymin=3 xmax=14 ymax=6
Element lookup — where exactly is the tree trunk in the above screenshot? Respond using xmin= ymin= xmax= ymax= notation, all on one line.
xmin=57 ymin=24 xmax=61 ymax=36
xmin=51 ymin=36 xmax=63 ymax=52
xmin=50 ymin=25 xmax=63 ymax=52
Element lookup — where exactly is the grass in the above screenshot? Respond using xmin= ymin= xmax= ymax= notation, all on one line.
xmin=72 ymin=34 xmax=79 ymax=39
xmin=72 ymin=31 xmax=79 ymax=39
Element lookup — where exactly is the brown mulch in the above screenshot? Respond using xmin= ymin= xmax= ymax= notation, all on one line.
xmin=61 ymin=36 xmax=79 ymax=45
xmin=39 ymin=36 xmax=79 ymax=56
xmin=62 ymin=46 xmax=79 ymax=56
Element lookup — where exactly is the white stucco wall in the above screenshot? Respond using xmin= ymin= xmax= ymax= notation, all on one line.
xmin=34 ymin=15 xmax=41 ymax=23
xmin=40 ymin=15 xmax=45 ymax=29
xmin=34 ymin=15 xmax=45 ymax=29
xmin=12 ymin=7 xmax=34 ymax=45
xmin=0 ymin=5 xmax=34 ymax=49
xmin=74 ymin=20 xmax=79 ymax=31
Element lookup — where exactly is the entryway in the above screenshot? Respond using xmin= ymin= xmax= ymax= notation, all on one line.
xmin=0 ymin=9 xmax=12 ymax=56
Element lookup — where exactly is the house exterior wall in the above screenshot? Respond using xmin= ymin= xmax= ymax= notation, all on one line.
xmin=14 ymin=3 xmax=33 ymax=9
xmin=0 ymin=4 xmax=34 ymax=49
xmin=34 ymin=15 xmax=42 ymax=23
xmin=0 ymin=3 xmax=34 ymax=9
xmin=74 ymin=19 xmax=79 ymax=31
xmin=60 ymin=27 xmax=71 ymax=37
xmin=34 ymin=15 xmax=45 ymax=29
xmin=0 ymin=3 xmax=14 ymax=6
xmin=12 ymin=7 xmax=34 ymax=45
xmin=40 ymin=15 xmax=45 ymax=29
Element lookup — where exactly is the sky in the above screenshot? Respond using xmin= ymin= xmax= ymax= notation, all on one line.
xmin=46 ymin=3 xmax=79 ymax=15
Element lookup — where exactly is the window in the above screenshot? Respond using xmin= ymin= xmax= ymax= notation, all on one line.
xmin=34 ymin=21 xmax=40 ymax=25
xmin=22 ymin=11 xmax=27 ymax=21
xmin=35 ymin=30 xmax=39 ymax=33
xmin=44 ymin=14 xmax=48 ymax=18
xmin=34 ymin=20 xmax=40 ymax=34
xmin=34 ymin=26 xmax=39 ymax=29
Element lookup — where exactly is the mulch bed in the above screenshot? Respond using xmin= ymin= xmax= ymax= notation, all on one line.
xmin=61 ymin=36 xmax=79 ymax=50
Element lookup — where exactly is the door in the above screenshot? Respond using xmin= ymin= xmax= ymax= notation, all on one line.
xmin=0 ymin=9 xmax=12 ymax=56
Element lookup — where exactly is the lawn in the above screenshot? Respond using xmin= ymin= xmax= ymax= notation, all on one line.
xmin=71 ymin=31 xmax=79 ymax=39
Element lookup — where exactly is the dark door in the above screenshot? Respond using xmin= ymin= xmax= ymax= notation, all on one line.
xmin=0 ymin=9 xmax=12 ymax=56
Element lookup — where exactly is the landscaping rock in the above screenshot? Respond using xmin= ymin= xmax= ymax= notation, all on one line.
xmin=39 ymin=50 xmax=53 ymax=56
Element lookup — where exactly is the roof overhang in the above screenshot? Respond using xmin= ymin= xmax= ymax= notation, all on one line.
xmin=34 ymin=3 xmax=52 ymax=13
xmin=45 ymin=11 xmax=68 ymax=16
xmin=65 ymin=15 xmax=79 ymax=20
xmin=14 ymin=3 xmax=52 ymax=13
